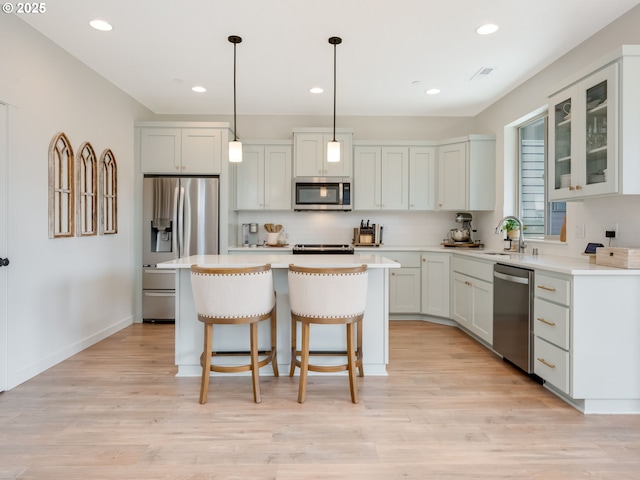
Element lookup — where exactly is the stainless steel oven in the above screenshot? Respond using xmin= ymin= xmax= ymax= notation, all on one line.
xmin=293 ymin=177 xmax=352 ymax=211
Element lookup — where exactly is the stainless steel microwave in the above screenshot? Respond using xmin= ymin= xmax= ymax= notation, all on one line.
xmin=293 ymin=177 xmax=352 ymax=211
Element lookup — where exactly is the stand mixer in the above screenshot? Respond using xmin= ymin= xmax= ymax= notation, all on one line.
xmin=448 ymin=212 xmax=474 ymax=244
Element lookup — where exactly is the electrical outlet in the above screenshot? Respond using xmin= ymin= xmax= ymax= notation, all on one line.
xmin=606 ymin=223 xmax=619 ymax=236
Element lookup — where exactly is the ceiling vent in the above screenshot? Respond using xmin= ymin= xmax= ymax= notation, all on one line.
xmin=470 ymin=67 xmax=494 ymax=81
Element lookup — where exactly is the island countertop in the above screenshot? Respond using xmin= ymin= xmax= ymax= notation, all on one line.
xmin=157 ymin=253 xmax=400 ymax=269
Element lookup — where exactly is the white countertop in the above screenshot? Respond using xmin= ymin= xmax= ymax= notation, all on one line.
xmin=225 ymin=245 xmax=640 ymax=276
xmin=157 ymin=253 xmax=400 ymax=269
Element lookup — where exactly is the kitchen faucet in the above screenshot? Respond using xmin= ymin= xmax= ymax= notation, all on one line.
xmin=495 ymin=216 xmax=526 ymax=253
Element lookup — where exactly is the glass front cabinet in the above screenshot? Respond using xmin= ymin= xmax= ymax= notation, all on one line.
xmin=548 ymin=63 xmax=618 ymax=200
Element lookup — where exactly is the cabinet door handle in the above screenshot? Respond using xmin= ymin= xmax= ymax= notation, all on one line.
xmin=536 ymin=317 xmax=556 ymax=326
xmin=537 ymin=357 xmax=556 ymax=369
xmin=464 ymin=281 xmax=472 ymax=286
xmin=537 ymin=285 xmax=556 ymax=292
xmin=576 ymin=185 xmax=582 ymax=190
xmin=391 ymin=272 xmax=395 ymax=276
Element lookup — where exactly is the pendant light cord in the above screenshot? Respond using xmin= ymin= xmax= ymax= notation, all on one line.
xmin=233 ymin=40 xmax=238 ymax=141
xmin=332 ymin=41 xmax=337 ymax=142
xmin=328 ymin=37 xmax=342 ymax=143
xmin=228 ymin=35 xmax=242 ymax=142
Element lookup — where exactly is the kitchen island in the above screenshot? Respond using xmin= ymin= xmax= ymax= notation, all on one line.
xmin=157 ymin=254 xmax=399 ymax=376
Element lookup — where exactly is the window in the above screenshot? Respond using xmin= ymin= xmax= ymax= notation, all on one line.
xmin=517 ymin=115 xmax=565 ymax=239
xmin=48 ymin=132 xmax=75 ymax=238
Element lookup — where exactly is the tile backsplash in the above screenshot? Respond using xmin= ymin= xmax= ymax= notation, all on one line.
xmin=236 ymin=210 xmax=470 ymax=247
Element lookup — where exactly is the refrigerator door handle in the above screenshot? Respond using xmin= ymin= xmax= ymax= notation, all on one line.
xmin=173 ymin=186 xmax=181 ymax=257
xmin=177 ymin=186 xmax=186 ymax=258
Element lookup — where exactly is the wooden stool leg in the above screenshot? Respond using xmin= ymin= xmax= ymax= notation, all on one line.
xmin=298 ymin=322 xmax=310 ymax=403
xmin=357 ymin=318 xmax=364 ymax=377
xmin=289 ymin=316 xmax=297 ymax=377
xmin=270 ymin=306 xmax=279 ymax=377
xmin=250 ymin=322 xmax=261 ymax=403
xmin=200 ymin=323 xmax=213 ymax=404
xmin=347 ymin=322 xmax=359 ymax=404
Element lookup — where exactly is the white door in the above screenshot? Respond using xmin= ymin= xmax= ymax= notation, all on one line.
xmin=0 ymin=102 xmax=8 ymax=392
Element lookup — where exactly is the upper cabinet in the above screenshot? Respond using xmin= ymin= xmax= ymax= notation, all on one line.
xmin=140 ymin=127 xmax=223 ymax=174
xmin=353 ymin=145 xmax=435 ymax=211
xmin=235 ymin=143 xmax=292 ymax=210
xmin=293 ymin=130 xmax=352 ymax=177
xmin=436 ymin=136 xmax=495 ymax=211
xmin=548 ymin=46 xmax=640 ymax=200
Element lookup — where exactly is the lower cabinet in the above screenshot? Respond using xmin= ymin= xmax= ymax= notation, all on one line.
xmin=421 ymin=252 xmax=450 ymax=317
xmin=533 ymin=271 xmax=572 ymax=395
xmin=387 ymin=252 xmax=421 ymax=313
xmin=451 ymin=256 xmax=493 ymax=345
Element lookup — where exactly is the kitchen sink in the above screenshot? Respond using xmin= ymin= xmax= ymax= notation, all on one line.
xmin=481 ymin=252 xmax=512 ymax=258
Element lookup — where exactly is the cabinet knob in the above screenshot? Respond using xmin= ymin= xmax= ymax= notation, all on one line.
xmin=576 ymin=185 xmax=582 ymax=190
xmin=568 ymin=186 xmax=575 ymax=191
xmin=391 ymin=272 xmax=396 ymax=276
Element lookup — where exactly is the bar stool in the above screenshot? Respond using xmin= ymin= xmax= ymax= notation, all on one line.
xmin=190 ymin=264 xmax=279 ymax=404
xmin=288 ymin=264 xmax=368 ymax=403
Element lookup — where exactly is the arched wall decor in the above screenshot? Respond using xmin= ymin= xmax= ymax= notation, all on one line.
xmin=99 ymin=149 xmax=118 ymax=235
xmin=77 ymin=142 xmax=98 ymax=236
xmin=48 ymin=133 xmax=119 ymax=238
xmin=48 ymin=132 xmax=75 ymax=238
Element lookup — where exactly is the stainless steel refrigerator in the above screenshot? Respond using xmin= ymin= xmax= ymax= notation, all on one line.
xmin=142 ymin=175 xmax=219 ymax=322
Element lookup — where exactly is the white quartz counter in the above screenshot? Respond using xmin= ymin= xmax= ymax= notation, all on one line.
xmin=158 ymin=253 xmax=400 ymax=269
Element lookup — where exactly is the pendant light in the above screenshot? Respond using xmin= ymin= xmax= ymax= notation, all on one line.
xmin=327 ymin=36 xmax=342 ymax=163
xmin=228 ymin=35 xmax=243 ymax=163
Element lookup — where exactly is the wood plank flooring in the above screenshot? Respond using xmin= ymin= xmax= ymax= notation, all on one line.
xmin=1 ymin=320 xmax=640 ymax=479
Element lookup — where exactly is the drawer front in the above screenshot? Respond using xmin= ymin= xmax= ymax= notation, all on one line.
xmin=142 ymin=289 xmax=175 ymax=321
xmin=535 ymin=272 xmax=570 ymax=306
xmin=452 ymin=256 xmax=493 ymax=282
xmin=385 ymin=251 xmax=421 ymax=268
xmin=534 ymin=298 xmax=570 ymax=349
xmin=143 ymin=268 xmax=176 ymax=290
xmin=534 ymin=337 xmax=570 ymax=395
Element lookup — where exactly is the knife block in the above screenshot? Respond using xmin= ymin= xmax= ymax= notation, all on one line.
xmin=353 ymin=225 xmax=383 ymax=246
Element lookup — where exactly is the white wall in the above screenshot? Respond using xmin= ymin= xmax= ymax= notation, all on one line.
xmin=0 ymin=15 xmax=151 ymax=388
xmin=474 ymin=4 xmax=640 ymax=258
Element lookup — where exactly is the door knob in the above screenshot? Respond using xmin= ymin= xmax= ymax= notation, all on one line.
xmin=0 ymin=257 xmax=9 ymax=267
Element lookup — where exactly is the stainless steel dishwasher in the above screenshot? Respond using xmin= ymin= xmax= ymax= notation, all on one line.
xmin=493 ymin=263 xmax=534 ymax=373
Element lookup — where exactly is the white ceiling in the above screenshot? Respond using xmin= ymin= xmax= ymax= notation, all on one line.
xmin=20 ymin=0 xmax=640 ymax=117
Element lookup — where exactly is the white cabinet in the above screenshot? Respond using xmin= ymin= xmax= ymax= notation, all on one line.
xmin=386 ymin=252 xmax=421 ymax=314
xmin=549 ymin=64 xmax=618 ymax=200
xmin=294 ymin=131 xmax=352 ymax=177
xmin=353 ymin=145 xmax=435 ymax=211
xmin=140 ymin=127 xmax=222 ymax=174
xmin=436 ymin=136 xmax=495 ymax=211
xmin=548 ymin=46 xmax=640 ymax=200
xmin=235 ymin=143 xmax=292 ymax=210
xmin=533 ymin=272 xmax=571 ymax=395
xmin=451 ymin=256 xmax=493 ymax=345
xmin=420 ymin=252 xmax=450 ymax=318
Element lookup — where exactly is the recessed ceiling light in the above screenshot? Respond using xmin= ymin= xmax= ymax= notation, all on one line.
xmin=192 ymin=86 xmax=207 ymax=93
xmin=310 ymin=87 xmax=324 ymax=94
xmin=476 ymin=23 xmax=499 ymax=35
xmin=425 ymin=88 xmax=441 ymax=95
xmin=89 ymin=19 xmax=113 ymax=32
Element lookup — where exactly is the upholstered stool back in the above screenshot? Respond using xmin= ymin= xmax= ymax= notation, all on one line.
xmin=191 ymin=264 xmax=275 ymax=321
xmin=288 ymin=265 xmax=368 ymax=319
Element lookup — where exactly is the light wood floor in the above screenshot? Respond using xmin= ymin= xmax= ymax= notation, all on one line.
xmin=1 ymin=321 xmax=640 ymax=479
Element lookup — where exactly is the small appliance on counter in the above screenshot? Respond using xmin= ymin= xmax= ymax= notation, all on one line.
xmin=241 ymin=222 xmax=259 ymax=246
xmin=441 ymin=212 xmax=482 ymax=248
xmin=353 ymin=220 xmax=383 ymax=246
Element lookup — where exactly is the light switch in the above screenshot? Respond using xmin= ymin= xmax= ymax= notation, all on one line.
xmin=575 ymin=223 xmax=586 ymax=238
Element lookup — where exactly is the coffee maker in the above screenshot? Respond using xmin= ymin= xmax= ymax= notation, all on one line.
xmin=241 ymin=223 xmax=259 ymax=246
